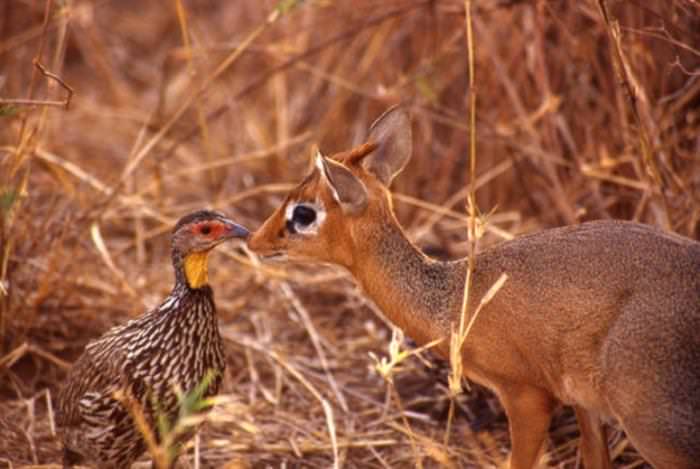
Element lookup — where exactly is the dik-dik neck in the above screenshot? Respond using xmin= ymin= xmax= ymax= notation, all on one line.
xmin=348 ymin=219 xmax=464 ymax=346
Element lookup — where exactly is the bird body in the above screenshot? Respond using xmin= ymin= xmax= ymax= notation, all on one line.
xmin=57 ymin=211 xmax=248 ymax=469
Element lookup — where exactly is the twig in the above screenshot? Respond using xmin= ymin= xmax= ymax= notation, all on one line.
xmin=280 ymin=282 xmax=349 ymax=413
xmin=223 ymin=331 xmax=341 ymax=469
xmin=0 ymin=60 xmax=74 ymax=109
xmin=14 ymin=0 xmax=54 ymax=144
xmin=115 ymin=387 xmax=170 ymax=469
xmin=446 ymin=0 xmax=479 ymax=446
xmin=45 ymin=388 xmax=56 ymax=437
xmin=102 ymin=6 xmax=286 ymax=212
xmin=597 ymin=0 xmax=670 ymax=228
xmin=159 ymin=1 xmax=430 ymax=161
xmin=388 ymin=383 xmax=424 ymax=469
xmin=270 ymin=350 xmax=340 ymax=469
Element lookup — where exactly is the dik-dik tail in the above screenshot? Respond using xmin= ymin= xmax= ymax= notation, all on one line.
xmin=249 ymin=106 xmax=700 ymax=468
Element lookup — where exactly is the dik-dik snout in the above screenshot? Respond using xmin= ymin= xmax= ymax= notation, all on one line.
xmin=247 ymin=163 xmax=348 ymax=264
xmin=249 ymin=106 xmax=700 ymax=469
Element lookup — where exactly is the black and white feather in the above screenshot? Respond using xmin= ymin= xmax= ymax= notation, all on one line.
xmin=56 ymin=210 xmax=247 ymax=469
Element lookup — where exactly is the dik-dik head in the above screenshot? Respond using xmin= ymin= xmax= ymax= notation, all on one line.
xmin=248 ymin=106 xmax=412 ymax=268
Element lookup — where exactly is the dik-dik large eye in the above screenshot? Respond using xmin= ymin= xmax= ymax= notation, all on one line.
xmin=292 ymin=205 xmax=316 ymax=226
xmin=285 ymin=202 xmax=325 ymax=235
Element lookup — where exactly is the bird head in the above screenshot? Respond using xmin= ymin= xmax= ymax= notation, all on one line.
xmin=172 ymin=210 xmax=249 ymax=289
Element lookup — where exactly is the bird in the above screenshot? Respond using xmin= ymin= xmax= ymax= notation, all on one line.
xmin=56 ymin=210 xmax=249 ymax=469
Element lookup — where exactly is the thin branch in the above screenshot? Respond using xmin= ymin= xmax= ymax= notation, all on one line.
xmin=0 ymin=60 xmax=75 ymax=109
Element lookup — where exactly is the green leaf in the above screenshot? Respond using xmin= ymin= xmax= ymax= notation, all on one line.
xmin=276 ymin=0 xmax=304 ymax=16
xmin=151 ymin=393 xmax=172 ymax=438
xmin=416 ymin=77 xmax=438 ymax=104
xmin=0 ymin=105 xmax=19 ymax=117
xmin=0 ymin=190 xmax=17 ymax=216
xmin=178 ymin=369 xmax=218 ymax=416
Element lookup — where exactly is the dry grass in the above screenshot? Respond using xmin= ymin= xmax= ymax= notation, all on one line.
xmin=1 ymin=0 xmax=699 ymax=467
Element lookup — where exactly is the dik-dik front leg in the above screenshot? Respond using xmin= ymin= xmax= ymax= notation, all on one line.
xmin=500 ymin=385 xmax=556 ymax=469
xmin=574 ymin=407 xmax=612 ymax=469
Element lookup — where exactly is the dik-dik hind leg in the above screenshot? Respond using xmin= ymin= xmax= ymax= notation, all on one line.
xmin=500 ymin=385 xmax=556 ymax=469
xmin=574 ymin=407 xmax=611 ymax=469
xmin=619 ymin=420 xmax=698 ymax=469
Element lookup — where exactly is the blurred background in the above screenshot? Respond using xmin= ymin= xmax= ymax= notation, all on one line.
xmin=1 ymin=0 xmax=699 ymax=467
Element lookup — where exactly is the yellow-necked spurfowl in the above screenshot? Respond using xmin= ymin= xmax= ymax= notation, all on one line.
xmin=56 ymin=210 xmax=249 ymax=469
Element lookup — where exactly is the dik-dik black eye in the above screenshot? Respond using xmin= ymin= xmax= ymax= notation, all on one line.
xmin=285 ymin=202 xmax=325 ymax=235
xmin=292 ymin=205 xmax=317 ymax=226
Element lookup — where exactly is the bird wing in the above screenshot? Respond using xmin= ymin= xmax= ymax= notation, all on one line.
xmin=56 ymin=337 xmax=129 ymax=428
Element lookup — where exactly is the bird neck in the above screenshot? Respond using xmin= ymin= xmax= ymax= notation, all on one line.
xmin=173 ymin=249 xmax=211 ymax=290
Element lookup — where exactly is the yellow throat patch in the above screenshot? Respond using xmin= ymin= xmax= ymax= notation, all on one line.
xmin=184 ymin=251 xmax=210 ymax=288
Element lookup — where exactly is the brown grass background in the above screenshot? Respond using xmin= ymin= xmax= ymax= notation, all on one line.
xmin=1 ymin=0 xmax=699 ymax=467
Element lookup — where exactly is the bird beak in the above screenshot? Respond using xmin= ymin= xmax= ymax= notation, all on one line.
xmin=223 ymin=219 xmax=250 ymax=240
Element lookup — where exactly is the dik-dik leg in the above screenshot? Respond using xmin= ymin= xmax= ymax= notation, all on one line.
xmin=500 ymin=385 xmax=556 ymax=469
xmin=574 ymin=407 xmax=611 ymax=469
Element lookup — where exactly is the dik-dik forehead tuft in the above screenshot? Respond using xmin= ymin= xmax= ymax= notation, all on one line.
xmin=328 ymin=142 xmax=378 ymax=167
xmin=290 ymin=158 xmax=357 ymax=207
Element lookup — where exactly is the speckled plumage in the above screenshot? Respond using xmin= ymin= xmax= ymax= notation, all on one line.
xmin=56 ymin=210 xmax=247 ymax=469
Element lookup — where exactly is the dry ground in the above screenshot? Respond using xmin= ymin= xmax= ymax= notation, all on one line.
xmin=1 ymin=0 xmax=699 ymax=467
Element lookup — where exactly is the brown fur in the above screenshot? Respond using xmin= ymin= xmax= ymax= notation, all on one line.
xmin=330 ymin=142 xmax=378 ymax=166
xmin=248 ymin=107 xmax=700 ymax=469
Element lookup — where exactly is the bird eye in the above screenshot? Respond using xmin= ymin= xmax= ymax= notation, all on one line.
xmin=200 ymin=224 xmax=212 ymax=235
xmin=292 ymin=205 xmax=316 ymax=227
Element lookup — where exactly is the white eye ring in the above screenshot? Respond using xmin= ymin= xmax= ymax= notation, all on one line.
xmin=285 ymin=201 xmax=326 ymax=235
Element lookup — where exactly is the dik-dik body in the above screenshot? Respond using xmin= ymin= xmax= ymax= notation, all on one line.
xmin=248 ymin=107 xmax=700 ymax=468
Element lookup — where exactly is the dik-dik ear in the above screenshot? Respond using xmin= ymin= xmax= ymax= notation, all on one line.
xmin=362 ymin=105 xmax=412 ymax=186
xmin=316 ymin=152 xmax=368 ymax=215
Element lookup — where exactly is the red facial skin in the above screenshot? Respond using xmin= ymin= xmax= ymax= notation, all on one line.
xmin=191 ymin=221 xmax=226 ymax=241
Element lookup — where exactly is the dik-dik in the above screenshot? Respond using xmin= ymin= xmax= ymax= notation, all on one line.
xmin=248 ymin=107 xmax=700 ymax=468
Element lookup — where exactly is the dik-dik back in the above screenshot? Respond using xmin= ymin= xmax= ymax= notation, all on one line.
xmin=249 ymin=106 xmax=700 ymax=469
